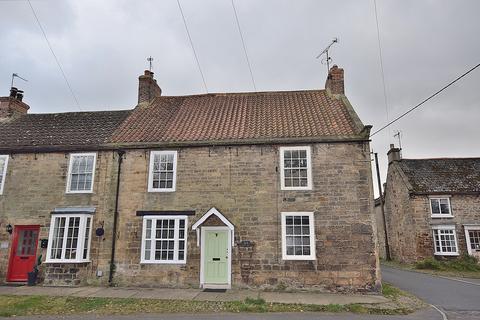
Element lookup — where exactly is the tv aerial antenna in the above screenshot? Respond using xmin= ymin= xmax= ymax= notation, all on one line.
xmin=11 ymin=73 xmax=28 ymax=88
xmin=147 ymin=56 xmax=154 ymax=72
xmin=316 ymin=37 xmax=339 ymax=71
xmin=394 ymin=130 xmax=403 ymax=156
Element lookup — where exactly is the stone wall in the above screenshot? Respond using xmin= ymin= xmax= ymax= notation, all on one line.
xmin=1 ymin=142 xmax=380 ymax=292
xmin=383 ymin=163 xmax=417 ymax=263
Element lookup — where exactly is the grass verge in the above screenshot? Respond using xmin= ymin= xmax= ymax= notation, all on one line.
xmin=379 ymin=282 xmax=426 ymax=314
xmin=382 ymin=256 xmax=480 ymax=279
xmin=0 ymin=294 xmax=410 ymax=317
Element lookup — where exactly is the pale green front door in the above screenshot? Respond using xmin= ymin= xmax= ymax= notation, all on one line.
xmin=204 ymin=229 xmax=229 ymax=284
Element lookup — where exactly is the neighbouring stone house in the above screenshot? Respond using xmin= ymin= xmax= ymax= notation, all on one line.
xmin=0 ymin=66 xmax=381 ymax=292
xmin=381 ymin=145 xmax=480 ymax=263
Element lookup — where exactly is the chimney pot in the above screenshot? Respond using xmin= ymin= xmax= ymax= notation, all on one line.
xmin=10 ymin=87 xmax=18 ymax=98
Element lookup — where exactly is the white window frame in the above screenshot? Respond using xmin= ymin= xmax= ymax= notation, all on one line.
xmin=281 ymin=212 xmax=316 ymax=260
xmin=279 ymin=146 xmax=312 ymax=191
xmin=0 ymin=155 xmax=9 ymax=195
xmin=432 ymin=225 xmax=459 ymax=256
xmin=140 ymin=215 xmax=188 ymax=264
xmin=148 ymin=151 xmax=178 ymax=192
xmin=46 ymin=214 xmax=93 ymax=263
xmin=65 ymin=153 xmax=97 ymax=194
xmin=429 ymin=196 xmax=453 ymax=218
xmin=464 ymin=225 xmax=480 ymax=256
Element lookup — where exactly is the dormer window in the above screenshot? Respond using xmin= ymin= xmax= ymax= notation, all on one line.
xmin=429 ymin=197 xmax=453 ymax=218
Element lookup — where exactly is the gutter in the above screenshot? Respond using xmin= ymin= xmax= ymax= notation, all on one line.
xmin=409 ymin=191 xmax=480 ymax=196
xmin=108 ymin=149 xmax=125 ymax=286
xmin=0 ymin=134 xmax=372 ymax=154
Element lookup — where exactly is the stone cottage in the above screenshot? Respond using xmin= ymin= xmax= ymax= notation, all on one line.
xmin=381 ymin=145 xmax=480 ymax=263
xmin=0 ymin=66 xmax=380 ymax=292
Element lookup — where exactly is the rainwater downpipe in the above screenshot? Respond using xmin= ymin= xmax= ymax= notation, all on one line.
xmin=109 ymin=149 xmax=125 ymax=285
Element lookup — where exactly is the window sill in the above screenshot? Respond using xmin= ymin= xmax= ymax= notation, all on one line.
xmin=140 ymin=260 xmax=186 ymax=265
xmin=434 ymin=252 xmax=459 ymax=256
xmin=66 ymin=191 xmax=94 ymax=194
xmin=431 ymin=214 xmax=454 ymax=219
xmin=45 ymin=260 xmax=91 ymax=264
xmin=282 ymin=256 xmax=316 ymax=261
xmin=281 ymin=187 xmax=313 ymax=191
xmin=147 ymin=189 xmax=176 ymax=193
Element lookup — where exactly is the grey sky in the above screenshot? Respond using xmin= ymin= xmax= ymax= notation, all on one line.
xmin=1 ymin=0 xmax=479 ymax=195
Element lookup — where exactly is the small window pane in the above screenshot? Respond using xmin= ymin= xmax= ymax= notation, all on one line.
xmin=439 ymin=199 xmax=450 ymax=214
xmin=431 ymin=199 xmax=440 ymax=214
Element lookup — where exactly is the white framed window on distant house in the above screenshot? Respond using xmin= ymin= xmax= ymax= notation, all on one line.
xmin=46 ymin=214 xmax=93 ymax=263
xmin=281 ymin=212 xmax=315 ymax=260
xmin=0 ymin=155 xmax=9 ymax=195
xmin=148 ymin=151 xmax=177 ymax=192
xmin=66 ymin=153 xmax=97 ymax=193
xmin=140 ymin=215 xmax=187 ymax=264
xmin=279 ymin=146 xmax=312 ymax=190
xmin=432 ymin=225 xmax=459 ymax=256
xmin=429 ymin=197 xmax=453 ymax=218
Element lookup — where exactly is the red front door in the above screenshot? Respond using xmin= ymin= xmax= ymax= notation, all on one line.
xmin=7 ymin=225 xmax=40 ymax=282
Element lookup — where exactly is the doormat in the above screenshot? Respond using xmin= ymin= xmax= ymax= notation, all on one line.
xmin=203 ymin=288 xmax=227 ymax=293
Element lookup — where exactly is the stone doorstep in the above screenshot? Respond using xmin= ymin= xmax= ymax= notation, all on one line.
xmin=0 ymin=285 xmax=388 ymax=306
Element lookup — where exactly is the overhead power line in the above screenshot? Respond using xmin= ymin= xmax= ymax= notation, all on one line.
xmin=373 ymin=0 xmax=390 ymax=135
xmin=231 ymin=0 xmax=256 ymax=91
xmin=371 ymin=63 xmax=480 ymax=137
xmin=176 ymin=0 xmax=209 ymax=93
xmin=27 ymin=0 xmax=82 ymax=111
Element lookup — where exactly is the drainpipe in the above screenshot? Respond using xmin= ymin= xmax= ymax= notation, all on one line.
xmin=109 ymin=150 xmax=125 ymax=285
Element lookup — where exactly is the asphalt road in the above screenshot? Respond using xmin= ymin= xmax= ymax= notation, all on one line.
xmin=2 ymin=309 xmax=443 ymax=320
xmin=382 ymin=265 xmax=480 ymax=319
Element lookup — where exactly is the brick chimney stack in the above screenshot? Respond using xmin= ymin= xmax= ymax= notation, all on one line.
xmin=0 ymin=87 xmax=30 ymax=122
xmin=138 ymin=70 xmax=162 ymax=106
xmin=325 ymin=65 xmax=345 ymax=95
xmin=387 ymin=144 xmax=402 ymax=164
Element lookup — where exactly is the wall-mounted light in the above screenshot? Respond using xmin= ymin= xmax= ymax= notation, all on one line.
xmin=6 ymin=224 xmax=13 ymax=234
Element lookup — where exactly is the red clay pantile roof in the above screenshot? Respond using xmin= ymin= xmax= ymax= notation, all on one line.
xmin=110 ymin=90 xmax=365 ymax=145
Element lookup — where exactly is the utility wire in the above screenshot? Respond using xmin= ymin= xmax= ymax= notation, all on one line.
xmin=27 ymin=0 xmax=82 ymax=111
xmin=231 ymin=0 xmax=257 ymax=91
xmin=176 ymin=0 xmax=209 ymax=93
xmin=373 ymin=0 xmax=390 ymax=135
xmin=371 ymin=63 xmax=480 ymax=137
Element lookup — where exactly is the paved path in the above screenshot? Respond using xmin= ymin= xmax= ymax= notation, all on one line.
xmin=382 ymin=265 xmax=480 ymax=319
xmin=0 ymin=285 xmax=387 ymax=306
